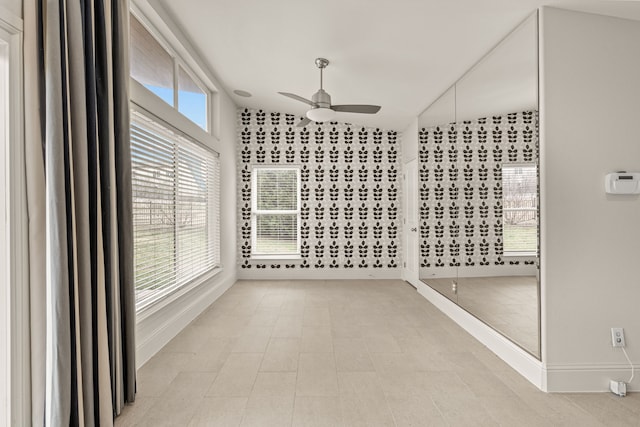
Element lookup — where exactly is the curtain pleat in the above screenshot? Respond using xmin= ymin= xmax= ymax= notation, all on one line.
xmin=25 ymin=0 xmax=136 ymax=425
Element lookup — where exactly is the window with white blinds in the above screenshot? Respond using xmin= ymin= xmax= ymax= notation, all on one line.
xmin=131 ymin=110 xmax=220 ymax=309
xmin=502 ymin=164 xmax=538 ymax=255
xmin=251 ymin=167 xmax=300 ymax=256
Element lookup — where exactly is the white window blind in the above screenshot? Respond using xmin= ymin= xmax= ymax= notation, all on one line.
xmin=251 ymin=167 xmax=300 ymax=256
xmin=131 ymin=110 xmax=220 ymax=309
xmin=502 ymin=164 xmax=538 ymax=255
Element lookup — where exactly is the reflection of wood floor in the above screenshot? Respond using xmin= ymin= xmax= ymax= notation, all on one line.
xmin=422 ymin=276 xmax=539 ymax=356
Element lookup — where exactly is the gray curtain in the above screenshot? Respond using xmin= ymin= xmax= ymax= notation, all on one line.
xmin=24 ymin=0 xmax=136 ymax=425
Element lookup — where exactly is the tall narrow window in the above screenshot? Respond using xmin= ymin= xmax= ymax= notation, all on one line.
xmin=251 ymin=167 xmax=300 ymax=257
xmin=502 ymin=164 xmax=538 ymax=255
xmin=131 ymin=110 xmax=220 ymax=309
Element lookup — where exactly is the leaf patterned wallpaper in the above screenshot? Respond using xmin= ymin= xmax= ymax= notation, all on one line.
xmin=237 ymin=108 xmax=403 ymax=272
xmin=419 ymin=111 xmax=539 ymax=272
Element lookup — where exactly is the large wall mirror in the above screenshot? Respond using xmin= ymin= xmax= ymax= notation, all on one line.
xmin=418 ymin=12 xmax=540 ymax=358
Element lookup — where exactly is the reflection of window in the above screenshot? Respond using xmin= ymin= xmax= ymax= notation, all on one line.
xmin=251 ymin=167 xmax=300 ymax=256
xmin=129 ymin=14 xmax=209 ymax=131
xmin=131 ymin=110 xmax=220 ymax=309
xmin=502 ymin=164 xmax=537 ymax=255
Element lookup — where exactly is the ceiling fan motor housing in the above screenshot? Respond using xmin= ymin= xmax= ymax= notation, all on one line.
xmin=311 ymin=89 xmax=331 ymax=109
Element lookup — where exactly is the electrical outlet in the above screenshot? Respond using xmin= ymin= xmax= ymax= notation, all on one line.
xmin=611 ymin=328 xmax=626 ymax=347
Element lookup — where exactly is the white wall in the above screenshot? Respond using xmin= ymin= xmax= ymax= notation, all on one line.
xmin=401 ymin=117 xmax=418 ymax=163
xmin=540 ymin=7 xmax=640 ymax=391
xmin=0 ymin=0 xmax=21 ymax=19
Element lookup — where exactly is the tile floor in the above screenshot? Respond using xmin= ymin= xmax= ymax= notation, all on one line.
xmin=116 ymin=279 xmax=639 ymax=426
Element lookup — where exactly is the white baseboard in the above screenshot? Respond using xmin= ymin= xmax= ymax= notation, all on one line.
xmin=238 ymin=267 xmax=402 ymax=280
xmin=544 ymin=363 xmax=639 ymax=392
xmin=420 ymin=264 xmax=537 ymax=279
xmin=410 ymin=278 xmax=545 ymax=391
xmin=136 ymin=271 xmax=236 ymax=368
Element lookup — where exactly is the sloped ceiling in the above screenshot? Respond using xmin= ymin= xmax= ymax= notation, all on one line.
xmin=151 ymin=0 xmax=640 ymax=131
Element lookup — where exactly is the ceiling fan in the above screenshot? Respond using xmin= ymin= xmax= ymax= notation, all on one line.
xmin=279 ymin=58 xmax=382 ymax=127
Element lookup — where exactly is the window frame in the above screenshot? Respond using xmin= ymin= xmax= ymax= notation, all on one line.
xmin=130 ymin=106 xmax=221 ymax=312
xmin=129 ymin=2 xmax=224 ymax=317
xmin=130 ymin=4 xmax=217 ymax=137
xmin=0 ymin=10 xmax=29 ymax=426
xmin=250 ymin=166 xmax=302 ymax=259
xmin=501 ymin=163 xmax=538 ymax=257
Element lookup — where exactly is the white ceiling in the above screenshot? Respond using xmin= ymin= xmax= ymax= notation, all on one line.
xmin=152 ymin=0 xmax=640 ymax=131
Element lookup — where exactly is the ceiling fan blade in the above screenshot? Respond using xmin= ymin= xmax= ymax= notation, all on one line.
xmin=278 ymin=92 xmax=316 ymax=106
xmin=297 ymin=117 xmax=311 ymax=127
xmin=331 ymin=104 xmax=381 ymax=114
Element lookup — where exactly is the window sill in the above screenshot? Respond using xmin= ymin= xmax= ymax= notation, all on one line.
xmin=250 ymin=255 xmax=302 ymax=261
xmin=136 ymin=266 xmax=223 ymax=322
xmin=503 ymin=252 xmax=537 ymax=258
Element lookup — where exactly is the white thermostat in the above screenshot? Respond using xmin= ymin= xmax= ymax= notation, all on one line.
xmin=605 ymin=172 xmax=640 ymax=194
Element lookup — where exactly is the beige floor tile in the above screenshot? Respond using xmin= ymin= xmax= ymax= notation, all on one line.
xmin=114 ymin=397 xmax=158 ymax=427
xmin=120 ymin=280 xmax=627 ymax=427
xmin=135 ymin=397 xmax=203 ymax=427
xmin=240 ymin=396 xmax=294 ymax=427
xmin=385 ymin=393 xmax=447 ymax=427
xmin=182 ymin=337 xmax=235 ymax=373
xmin=161 ymin=371 xmax=217 ymax=400
xmin=260 ymin=337 xmax=300 ymax=372
xmin=136 ymin=352 xmax=190 ymax=397
xmin=292 ymin=396 xmax=343 ymax=427
xmin=188 ymin=397 xmax=248 ymax=427
xmin=251 ymin=372 xmax=297 ymax=397
xmin=232 ymin=325 xmax=273 ymax=353
xmin=565 ymin=393 xmax=639 ymax=427
xmin=335 ymin=350 xmax=375 ymax=372
xmin=206 ymin=353 xmax=263 ymax=397
xmin=296 ymin=353 xmax=339 ymax=397
xmin=303 ymin=307 xmax=331 ymax=326
xmin=456 ymin=369 xmax=517 ymax=398
xmin=432 ymin=394 xmax=500 ymax=427
xmin=161 ymin=324 xmax=213 ymax=354
xmin=338 ymin=372 xmax=395 ymax=427
xmin=478 ymin=396 xmax=551 ymax=427
xmin=363 ymin=332 xmax=402 ymax=353
xmin=272 ymin=315 xmax=303 ymax=338
xmin=247 ymin=310 xmax=279 ymax=327
xmin=300 ymin=326 xmax=334 ymax=353
xmin=370 ymin=352 xmax=419 ymax=374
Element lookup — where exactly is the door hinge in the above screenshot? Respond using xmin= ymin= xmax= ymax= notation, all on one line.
xmin=403 ymin=262 xmax=406 ymax=268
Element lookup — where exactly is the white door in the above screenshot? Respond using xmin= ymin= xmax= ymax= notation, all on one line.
xmin=402 ymin=158 xmax=419 ymax=283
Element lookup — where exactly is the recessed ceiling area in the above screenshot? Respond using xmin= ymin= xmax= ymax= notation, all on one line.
xmin=151 ymin=0 xmax=640 ymax=131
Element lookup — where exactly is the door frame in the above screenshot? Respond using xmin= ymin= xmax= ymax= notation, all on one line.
xmin=402 ymin=158 xmax=419 ymax=283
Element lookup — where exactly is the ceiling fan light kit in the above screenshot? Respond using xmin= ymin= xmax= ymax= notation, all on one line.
xmin=306 ymin=107 xmax=336 ymax=122
xmin=279 ymin=58 xmax=381 ymax=126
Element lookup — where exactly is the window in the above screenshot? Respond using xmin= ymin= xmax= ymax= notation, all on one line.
xmin=251 ymin=167 xmax=300 ymax=257
xmin=131 ymin=110 xmax=220 ymax=309
xmin=502 ymin=164 xmax=538 ymax=255
xmin=130 ymin=14 xmax=209 ymax=131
